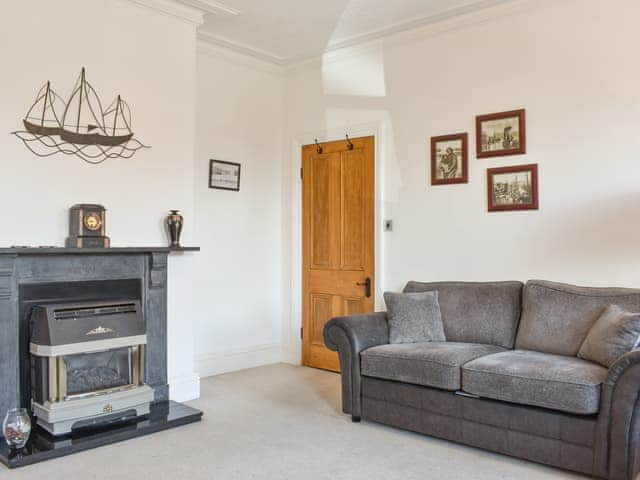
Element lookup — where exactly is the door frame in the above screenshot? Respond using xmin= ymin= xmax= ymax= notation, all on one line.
xmin=285 ymin=121 xmax=385 ymax=365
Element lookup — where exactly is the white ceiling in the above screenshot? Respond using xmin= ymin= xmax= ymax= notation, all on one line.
xmin=187 ymin=0 xmax=516 ymax=64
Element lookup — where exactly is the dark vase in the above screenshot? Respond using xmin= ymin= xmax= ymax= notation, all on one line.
xmin=166 ymin=210 xmax=183 ymax=248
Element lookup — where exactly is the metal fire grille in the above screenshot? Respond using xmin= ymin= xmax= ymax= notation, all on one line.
xmin=47 ymin=345 xmax=145 ymax=402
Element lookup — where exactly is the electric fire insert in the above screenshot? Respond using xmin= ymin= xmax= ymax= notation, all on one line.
xmin=29 ymin=300 xmax=153 ymax=435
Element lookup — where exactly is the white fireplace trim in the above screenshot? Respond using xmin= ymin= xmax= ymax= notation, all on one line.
xmin=169 ymin=373 xmax=201 ymax=403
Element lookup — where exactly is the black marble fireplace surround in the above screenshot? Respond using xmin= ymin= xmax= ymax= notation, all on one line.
xmin=0 ymin=247 xmax=202 ymax=468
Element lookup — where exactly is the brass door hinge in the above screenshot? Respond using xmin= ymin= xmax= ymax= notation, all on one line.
xmin=300 ymin=327 xmax=304 ymax=339
xmin=300 ymin=167 xmax=303 ymax=180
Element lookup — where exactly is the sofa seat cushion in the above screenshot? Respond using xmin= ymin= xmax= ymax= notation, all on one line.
xmin=361 ymin=342 xmax=506 ymax=391
xmin=462 ymin=350 xmax=608 ymax=415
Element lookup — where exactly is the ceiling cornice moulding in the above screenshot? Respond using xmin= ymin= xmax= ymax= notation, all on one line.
xmin=197 ymin=0 xmax=543 ymax=68
xmin=284 ymin=0 xmax=542 ymax=71
xmin=175 ymin=0 xmax=240 ymax=16
xmin=197 ymin=40 xmax=285 ymax=76
xmin=197 ymin=31 xmax=288 ymax=65
xmin=196 ymin=40 xmax=285 ymax=77
xmin=324 ymin=0 xmax=514 ymax=53
xmin=126 ymin=0 xmax=205 ymax=26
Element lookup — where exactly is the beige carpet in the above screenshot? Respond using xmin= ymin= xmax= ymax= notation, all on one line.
xmin=5 ymin=364 xmax=587 ymax=479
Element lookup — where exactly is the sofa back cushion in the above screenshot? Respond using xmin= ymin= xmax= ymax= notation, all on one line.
xmin=577 ymin=304 xmax=640 ymax=367
xmin=515 ymin=280 xmax=640 ymax=356
xmin=383 ymin=291 xmax=446 ymax=344
xmin=403 ymin=281 xmax=523 ymax=348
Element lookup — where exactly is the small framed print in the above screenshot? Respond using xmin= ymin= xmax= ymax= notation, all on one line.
xmin=476 ymin=109 xmax=526 ymax=158
xmin=487 ymin=163 xmax=538 ymax=212
xmin=430 ymin=133 xmax=468 ymax=185
xmin=209 ymin=159 xmax=241 ymax=191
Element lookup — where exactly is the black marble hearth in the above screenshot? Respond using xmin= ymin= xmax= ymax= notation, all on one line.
xmin=0 ymin=401 xmax=202 ymax=468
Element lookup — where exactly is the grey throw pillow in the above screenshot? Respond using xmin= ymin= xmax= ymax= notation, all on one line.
xmin=578 ymin=304 xmax=640 ymax=367
xmin=384 ymin=291 xmax=445 ymax=344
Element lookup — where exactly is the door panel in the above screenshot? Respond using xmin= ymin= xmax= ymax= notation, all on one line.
xmin=310 ymin=293 xmax=333 ymax=346
xmin=341 ymin=149 xmax=365 ymax=270
xmin=302 ymin=136 xmax=375 ymax=372
xmin=343 ymin=297 xmax=364 ymax=316
xmin=310 ymin=156 xmax=333 ymax=269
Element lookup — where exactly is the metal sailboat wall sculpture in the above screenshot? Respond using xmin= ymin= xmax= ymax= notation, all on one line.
xmin=13 ymin=68 xmax=149 ymax=164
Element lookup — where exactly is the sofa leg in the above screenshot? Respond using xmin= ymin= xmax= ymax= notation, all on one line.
xmin=352 ymin=415 xmax=361 ymax=423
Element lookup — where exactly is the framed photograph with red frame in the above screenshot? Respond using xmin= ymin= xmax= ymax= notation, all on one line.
xmin=430 ymin=133 xmax=468 ymax=186
xmin=476 ymin=109 xmax=526 ymax=158
xmin=487 ymin=164 xmax=538 ymax=212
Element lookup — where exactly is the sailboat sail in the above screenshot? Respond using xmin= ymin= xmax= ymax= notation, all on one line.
xmin=60 ymin=68 xmax=110 ymax=145
xmin=101 ymin=95 xmax=134 ymax=146
xmin=23 ymin=81 xmax=64 ymax=136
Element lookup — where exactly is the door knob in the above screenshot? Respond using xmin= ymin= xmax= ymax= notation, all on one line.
xmin=356 ymin=277 xmax=371 ymax=298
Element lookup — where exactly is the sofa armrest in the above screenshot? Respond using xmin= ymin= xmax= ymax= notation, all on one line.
xmin=323 ymin=312 xmax=389 ymax=418
xmin=595 ymin=349 xmax=640 ymax=480
xmin=606 ymin=349 xmax=640 ymax=386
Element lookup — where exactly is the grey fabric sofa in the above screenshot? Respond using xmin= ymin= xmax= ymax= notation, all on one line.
xmin=323 ymin=280 xmax=640 ymax=480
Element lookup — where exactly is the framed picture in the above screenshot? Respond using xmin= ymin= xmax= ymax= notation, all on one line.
xmin=209 ymin=159 xmax=241 ymax=191
xmin=476 ymin=109 xmax=526 ymax=158
xmin=487 ymin=163 xmax=538 ymax=212
xmin=430 ymin=133 xmax=468 ymax=185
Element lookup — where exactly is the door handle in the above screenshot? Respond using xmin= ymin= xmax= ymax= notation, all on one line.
xmin=356 ymin=277 xmax=371 ymax=298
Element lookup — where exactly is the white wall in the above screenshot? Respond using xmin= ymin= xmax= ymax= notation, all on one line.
xmin=0 ymin=0 xmax=201 ymax=400
xmin=281 ymin=0 xmax=640 ymax=356
xmin=194 ymin=45 xmax=285 ymax=376
xmin=5 ymin=0 xmax=639 ymax=381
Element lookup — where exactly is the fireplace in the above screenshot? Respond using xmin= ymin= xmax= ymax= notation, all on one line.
xmin=0 ymin=247 xmax=202 ymax=468
xmin=29 ymin=300 xmax=153 ymax=435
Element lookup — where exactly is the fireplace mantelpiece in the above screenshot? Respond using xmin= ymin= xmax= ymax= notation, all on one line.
xmin=0 ymin=246 xmax=200 ymax=254
xmin=0 ymin=246 xmax=200 ymax=430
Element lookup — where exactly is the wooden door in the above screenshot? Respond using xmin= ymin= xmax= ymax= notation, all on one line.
xmin=302 ymin=136 xmax=375 ymax=371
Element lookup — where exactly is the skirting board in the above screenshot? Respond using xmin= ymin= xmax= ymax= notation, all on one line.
xmin=169 ymin=373 xmax=201 ymax=402
xmin=282 ymin=346 xmax=302 ymax=366
xmin=196 ymin=343 xmax=283 ymax=378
